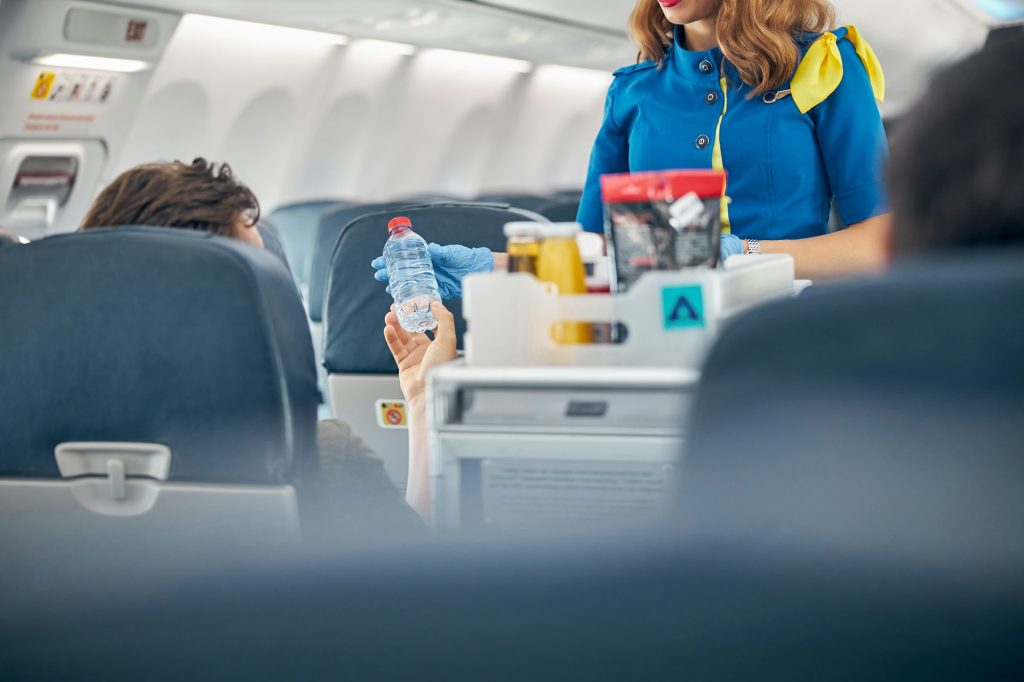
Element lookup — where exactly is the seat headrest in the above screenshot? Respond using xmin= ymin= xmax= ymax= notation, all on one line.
xmin=257 ymin=220 xmax=292 ymax=276
xmin=535 ymin=197 xmax=581 ymax=223
xmin=473 ymin=193 xmax=554 ymax=213
xmin=322 ymin=203 xmax=538 ymax=374
xmin=679 ymin=247 xmax=1024 ymax=566
xmin=308 ymin=201 xmax=436 ymax=323
xmin=702 ymin=247 xmax=1024 ymax=392
xmin=267 ymin=200 xmax=350 ymax=288
xmin=0 ymin=228 xmax=320 ymax=485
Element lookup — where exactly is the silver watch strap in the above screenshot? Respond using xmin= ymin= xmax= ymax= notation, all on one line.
xmin=746 ymin=239 xmax=762 ymax=255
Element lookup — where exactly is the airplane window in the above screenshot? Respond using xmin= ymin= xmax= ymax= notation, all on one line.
xmin=222 ymin=87 xmax=297 ymax=205
xmin=435 ymin=105 xmax=499 ymax=195
xmin=118 ymin=80 xmax=212 ymax=168
xmin=295 ymin=93 xmax=372 ymax=198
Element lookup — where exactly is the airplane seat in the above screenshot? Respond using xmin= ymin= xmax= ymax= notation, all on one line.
xmin=305 ymin=201 xmax=449 ymax=414
xmin=266 ymin=200 xmax=351 ymax=294
xmin=322 ymin=203 xmax=545 ymax=487
xmin=0 ymin=227 xmax=320 ymax=551
xmin=307 ymin=200 xmax=477 ymax=326
xmin=390 ymin=192 xmax=461 ymax=203
xmin=535 ymin=196 xmax=581 ymax=223
xmin=257 ymin=220 xmax=292 ymax=275
xmin=678 ymin=246 xmax=1024 ymax=567
xmin=473 ymin=192 xmax=555 ymax=214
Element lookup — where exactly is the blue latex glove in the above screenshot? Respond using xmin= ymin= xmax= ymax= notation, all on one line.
xmin=371 ymin=243 xmax=494 ymax=300
xmin=720 ymin=233 xmax=744 ymax=262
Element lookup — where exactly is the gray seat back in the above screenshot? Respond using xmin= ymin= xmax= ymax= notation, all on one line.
xmin=679 ymin=248 xmax=1024 ymax=566
xmin=0 ymin=228 xmax=320 ymax=545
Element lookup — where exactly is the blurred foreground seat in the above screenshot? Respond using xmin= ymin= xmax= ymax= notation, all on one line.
xmin=1 ymin=528 xmax=1021 ymax=680
xmin=0 ymin=228 xmax=321 ymax=554
xmin=2 ymin=250 xmax=1023 ymax=680
xmin=679 ymin=247 xmax=1024 ymax=565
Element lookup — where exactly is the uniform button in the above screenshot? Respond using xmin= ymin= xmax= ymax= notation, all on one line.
xmin=696 ymin=134 xmax=710 ymax=150
xmin=704 ymin=90 xmax=719 ymax=105
xmin=698 ymin=59 xmax=714 ymax=74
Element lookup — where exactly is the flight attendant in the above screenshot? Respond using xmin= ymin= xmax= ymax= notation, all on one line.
xmin=374 ymin=0 xmax=890 ymax=290
xmin=578 ymin=0 xmax=891 ymax=280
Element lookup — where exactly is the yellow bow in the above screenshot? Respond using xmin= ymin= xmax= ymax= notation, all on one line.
xmin=846 ymin=25 xmax=886 ymax=103
xmin=790 ymin=25 xmax=886 ymax=114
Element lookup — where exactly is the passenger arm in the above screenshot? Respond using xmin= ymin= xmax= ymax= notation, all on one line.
xmin=383 ymin=302 xmax=458 ymax=524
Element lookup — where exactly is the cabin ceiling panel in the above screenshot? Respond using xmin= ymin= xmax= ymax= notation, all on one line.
xmin=117 ymin=0 xmax=993 ymax=113
xmin=114 ymin=0 xmax=635 ymax=70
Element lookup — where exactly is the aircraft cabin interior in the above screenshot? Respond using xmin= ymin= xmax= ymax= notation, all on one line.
xmin=1 ymin=0 xmax=1023 ymax=679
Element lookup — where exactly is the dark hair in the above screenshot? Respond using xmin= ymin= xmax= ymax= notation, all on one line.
xmin=81 ymin=158 xmax=259 ymax=236
xmin=888 ymin=32 xmax=1024 ymax=255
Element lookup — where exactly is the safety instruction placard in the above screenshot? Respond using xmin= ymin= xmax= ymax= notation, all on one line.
xmin=31 ymin=72 xmax=56 ymax=100
xmin=30 ymin=70 xmax=117 ymax=104
xmin=375 ymin=400 xmax=408 ymax=429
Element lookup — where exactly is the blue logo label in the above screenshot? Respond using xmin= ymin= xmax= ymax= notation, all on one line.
xmin=662 ymin=285 xmax=706 ymax=330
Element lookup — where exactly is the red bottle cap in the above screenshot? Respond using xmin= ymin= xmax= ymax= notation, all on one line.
xmin=387 ymin=216 xmax=412 ymax=232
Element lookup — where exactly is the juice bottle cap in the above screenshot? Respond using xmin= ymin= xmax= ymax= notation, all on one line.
xmin=503 ymin=221 xmax=544 ymax=238
xmin=387 ymin=216 xmax=412 ymax=231
xmin=538 ymin=222 xmax=582 ymax=239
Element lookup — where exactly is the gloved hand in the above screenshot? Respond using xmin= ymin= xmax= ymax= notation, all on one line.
xmin=371 ymin=243 xmax=494 ymax=300
xmin=720 ymin=233 xmax=744 ymax=262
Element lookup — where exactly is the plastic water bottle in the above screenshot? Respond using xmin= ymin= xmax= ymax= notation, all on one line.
xmin=384 ymin=216 xmax=440 ymax=333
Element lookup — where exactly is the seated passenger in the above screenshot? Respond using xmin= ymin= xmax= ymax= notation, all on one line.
xmin=886 ymin=33 xmax=1024 ymax=254
xmin=81 ymin=158 xmax=424 ymax=538
xmin=81 ymin=158 xmax=264 ymax=248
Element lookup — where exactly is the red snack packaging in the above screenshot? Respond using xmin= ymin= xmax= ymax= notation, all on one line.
xmin=600 ymin=170 xmax=726 ymax=292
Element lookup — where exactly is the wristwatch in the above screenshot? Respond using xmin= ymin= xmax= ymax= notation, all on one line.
xmin=745 ymin=239 xmax=762 ymax=255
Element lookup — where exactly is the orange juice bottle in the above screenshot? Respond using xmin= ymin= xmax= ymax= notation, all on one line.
xmin=536 ymin=223 xmax=592 ymax=345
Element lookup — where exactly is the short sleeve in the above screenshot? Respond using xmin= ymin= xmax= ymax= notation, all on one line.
xmin=809 ymin=38 xmax=891 ymax=225
xmin=576 ymin=78 xmax=630 ymax=234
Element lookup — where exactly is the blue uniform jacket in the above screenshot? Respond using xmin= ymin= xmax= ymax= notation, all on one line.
xmin=577 ymin=25 xmax=890 ymax=239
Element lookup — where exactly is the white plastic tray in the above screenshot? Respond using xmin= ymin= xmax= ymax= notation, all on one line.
xmin=463 ymin=254 xmax=799 ymax=369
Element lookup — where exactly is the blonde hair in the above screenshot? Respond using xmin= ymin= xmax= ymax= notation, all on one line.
xmin=628 ymin=0 xmax=836 ymax=94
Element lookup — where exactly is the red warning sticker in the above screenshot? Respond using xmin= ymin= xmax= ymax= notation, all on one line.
xmin=375 ymin=400 xmax=408 ymax=429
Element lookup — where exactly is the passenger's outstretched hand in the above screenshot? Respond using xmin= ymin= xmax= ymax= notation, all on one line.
xmin=383 ymin=301 xmax=457 ymax=406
